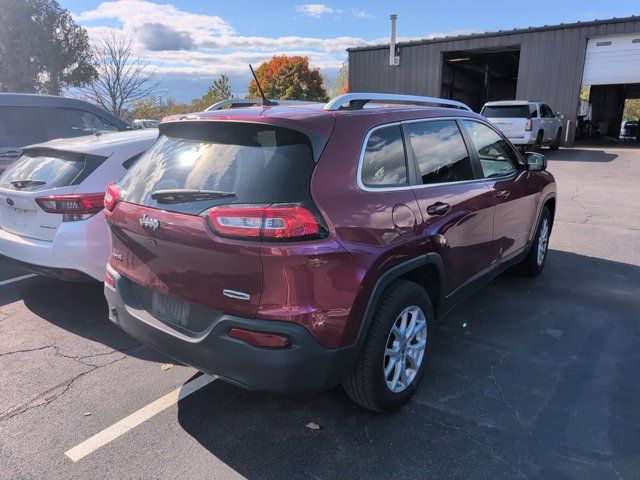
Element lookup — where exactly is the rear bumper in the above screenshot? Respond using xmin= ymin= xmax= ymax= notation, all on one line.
xmin=0 ymin=213 xmax=109 ymax=281
xmin=104 ymin=266 xmax=355 ymax=395
xmin=508 ymin=133 xmax=535 ymax=146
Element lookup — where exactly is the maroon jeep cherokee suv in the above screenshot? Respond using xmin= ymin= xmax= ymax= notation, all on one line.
xmin=103 ymin=94 xmax=556 ymax=412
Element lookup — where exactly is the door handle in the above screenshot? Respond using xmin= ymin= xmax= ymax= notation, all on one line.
xmin=495 ymin=189 xmax=510 ymax=199
xmin=426 ymin=202 xmax=451 ymax=216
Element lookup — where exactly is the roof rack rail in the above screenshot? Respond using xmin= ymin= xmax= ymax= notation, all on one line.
xmin=205 ymin=98 xmax=321 ymax=111
xmin=323 ymin=93 xmax=472 ymax=112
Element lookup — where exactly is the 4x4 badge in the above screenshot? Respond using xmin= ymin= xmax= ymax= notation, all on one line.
xmin=140 ymin=214 xmax=160 ymax=231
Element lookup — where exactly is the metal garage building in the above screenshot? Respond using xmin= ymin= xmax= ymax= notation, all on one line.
xmin=348 ymin=16 xmax=640 ymax=144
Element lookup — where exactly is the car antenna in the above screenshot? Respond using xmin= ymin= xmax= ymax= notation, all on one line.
xmin=249 ymin=64 xmax=276 ymax=106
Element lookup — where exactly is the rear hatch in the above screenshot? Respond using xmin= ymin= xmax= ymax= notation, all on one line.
xmin=0 ymin=148 xmax=109 ymax=241
xmin=481 ymin=105 xmax=531 ymax=139
xmin=107 ymin=121 xmax=326 ymax=319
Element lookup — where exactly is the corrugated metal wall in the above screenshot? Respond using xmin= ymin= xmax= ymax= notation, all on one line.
xmin=348 ymin=18 xmax=640 ymax=128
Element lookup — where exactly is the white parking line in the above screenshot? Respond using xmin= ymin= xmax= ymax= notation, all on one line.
xmin=65 ymin=374 xmax=215 ymax=462
xmin=0 ymin=273 xmax=37 ymax=286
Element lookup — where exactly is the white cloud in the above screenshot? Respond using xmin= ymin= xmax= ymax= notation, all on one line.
xmin=75 ymin=0 xmax=234 ymax=41
xmin=295 ymin=4 xmax=336 ymax=18
xmin=75 ymin=1 xmax=480 ymax=100
xmin=351 ymin=8 xmax=373 ymax=19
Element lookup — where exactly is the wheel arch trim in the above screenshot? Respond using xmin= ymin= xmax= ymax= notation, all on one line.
xmin=350 ymin=253 xmax=445 ymax=357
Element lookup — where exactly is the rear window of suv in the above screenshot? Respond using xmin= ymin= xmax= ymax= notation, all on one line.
xmin=481 ymin=105 xmax=531 ymax=119
xmin=118 ymin=122 xmax=317 ymax=215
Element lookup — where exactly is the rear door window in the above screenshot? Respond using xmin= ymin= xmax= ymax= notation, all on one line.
xmin=361 ymin=125 xmax=407 ymax=188
xmin=45 ymin=108 xmax=120 ymax=138
xmin=0 ymin=107 xmax=49 ymax=147
xmin=405 ymin=120 xmax=474 ymax=184
xmin=481 ymin=106 xmax=531 ymax=118
xmin=119 ymin=122 xmax=318 ymax=215
xmin=462 ymin=120 xmax=519 ymax=178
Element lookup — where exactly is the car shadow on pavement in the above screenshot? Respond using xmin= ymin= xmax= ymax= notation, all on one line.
xmin=546 ymin=148 xmax=618 ymax=162
xmin=21 ymin=277 xmax=167 ymax=363
xmin=176 ymin=250 xmax=640 ymax=479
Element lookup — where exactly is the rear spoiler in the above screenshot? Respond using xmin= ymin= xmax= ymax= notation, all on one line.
xmin=158 ymin=121 xmax=329 ymax=163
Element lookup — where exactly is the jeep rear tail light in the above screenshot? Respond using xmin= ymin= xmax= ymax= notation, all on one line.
xmin=525 ymin=118 xmax=533 ymax=131
xmin=207 ymin=204 xmax=324 ymax=241
xmin=36 ymin=193 xmax=105 ymax=221
xmin=263 ymin=205 xmax=320 ymax=239
xmin=104 ymin=183 xmax=121 ymax=212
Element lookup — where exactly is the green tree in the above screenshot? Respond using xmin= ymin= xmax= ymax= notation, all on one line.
xmin=201 ymin=74 xmax=232 ymax=108
xmin=247 ymin=56 xmax=328 ymax=101
xmin=130 ymin=96 xmax=165 ymax=120
xmin=129 ymin=96 xmax=205 ymax=121
xmin=580 ymin=85 xmax=591 ymax=101
xmin=332 ymin=61 xmax=349 ymax=97
xmin=0 ymin=0 xmax=95 ymax=94
xmin=623 ymin=99 xmax=640 ymax=121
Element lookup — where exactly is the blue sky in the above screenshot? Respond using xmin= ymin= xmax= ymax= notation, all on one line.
xmin=60 ymin=0 xmax=638 ymax=101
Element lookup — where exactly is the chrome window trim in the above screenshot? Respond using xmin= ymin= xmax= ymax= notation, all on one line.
xmin=356 ymin=116 xmax=490 ymax=192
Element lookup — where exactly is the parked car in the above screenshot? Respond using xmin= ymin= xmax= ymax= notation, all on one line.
xmin=0 ymin=129 xmax=157 ymax=281
xmin=133 ymin=119 xmax=160 ymax=129
xmin=620 ymin=120 xmax=639 ymax=141
xmin=481 ymin=100 xmax=563 ymax=151
xmin=0 ymin=93 xmax=131 ymax=173
xmin=103 ymin=93 xmax=556 ymax=412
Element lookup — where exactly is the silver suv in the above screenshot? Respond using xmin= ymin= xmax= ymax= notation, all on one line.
xmin=481 ymin=101 xmax=563 ymax=151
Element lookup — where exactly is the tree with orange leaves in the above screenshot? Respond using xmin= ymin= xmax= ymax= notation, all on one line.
xmin=247 ymin=55 xmax=328 ymax=102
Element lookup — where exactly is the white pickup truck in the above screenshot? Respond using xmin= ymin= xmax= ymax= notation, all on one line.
xmin=481 ymin=100 xmax=563 ymax=151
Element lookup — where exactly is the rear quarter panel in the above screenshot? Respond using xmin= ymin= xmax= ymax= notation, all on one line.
xmin=310 ymin=112 xmax=428 ymax=347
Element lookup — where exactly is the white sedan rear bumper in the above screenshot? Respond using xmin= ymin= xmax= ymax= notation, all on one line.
xmin=0 ymin=212 xmax=109 ymax=281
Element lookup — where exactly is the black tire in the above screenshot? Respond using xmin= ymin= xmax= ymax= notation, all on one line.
xmin=519 ymin=207 xmax=552 ymax=277
xmin=533 ymin=131 xmax=544 ymax=152
xmin=549 ymin=128 xmax=561 ymax=150
xmin=343 ymin=280 xmax=433 ymax=413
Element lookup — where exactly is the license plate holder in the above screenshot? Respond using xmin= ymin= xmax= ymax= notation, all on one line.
xmin=151 ymin=291 xmax=190 ymax=326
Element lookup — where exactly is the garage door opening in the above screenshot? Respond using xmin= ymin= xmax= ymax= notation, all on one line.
xmin=577 ymin=33 xmax=640 ymax=145
xmin=578 ymin=84 xmax=640 ymax=144
xmin=441 ymin=47 xmax=520 ymax=112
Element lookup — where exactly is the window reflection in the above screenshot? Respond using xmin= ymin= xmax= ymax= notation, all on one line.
xmin=462 ymin=120 xmax=518 ymax=178
xmin=361 ymin=125 xmax=407 ymax=187
xmin=406 ymin=120 xmax=473 ymax=184
xmin=119 ymin=126 xmax=315 ymax=215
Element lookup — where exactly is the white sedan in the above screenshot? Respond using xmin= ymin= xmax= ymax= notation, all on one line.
xmin=0 ymin=129 xmax=158 ymax=281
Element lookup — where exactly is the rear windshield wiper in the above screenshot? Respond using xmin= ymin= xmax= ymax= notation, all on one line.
xmin=10 ymin=179 xmax=46 ymax=188
xmin=150 ymin=189 xmax=236 ymax=204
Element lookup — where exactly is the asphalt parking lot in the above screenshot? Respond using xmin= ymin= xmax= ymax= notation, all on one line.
xmin=1 ymin=145 xmax=639 ymax=480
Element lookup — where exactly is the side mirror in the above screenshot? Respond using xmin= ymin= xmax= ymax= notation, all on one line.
xmin=525 ymin=151 xmax=546 ymax=171
xmin=558 ymin=113 xmax=565 ymax=120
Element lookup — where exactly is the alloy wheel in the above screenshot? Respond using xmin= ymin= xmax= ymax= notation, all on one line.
xmin=537 ymin=218 xmax=549 ymax=266
xmin=383 ymin=305 xmax=427 ymax=393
